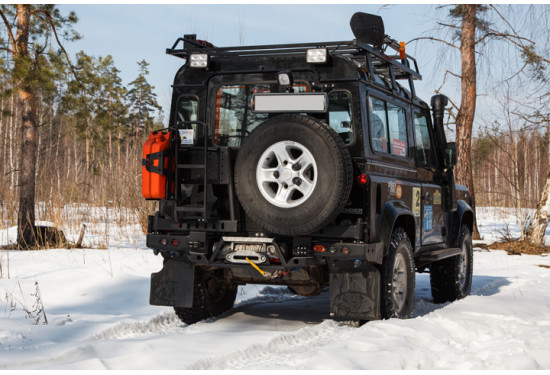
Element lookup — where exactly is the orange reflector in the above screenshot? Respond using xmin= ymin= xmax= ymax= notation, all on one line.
xmin=313 ymin=245 xmax=325 ymax=252
xmin=358 ymin=174 xmax=368 ymax=185
xmin=399 ymin=42 xmax=406 ymax=60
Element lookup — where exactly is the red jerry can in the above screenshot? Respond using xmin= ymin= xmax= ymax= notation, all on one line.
xmin=142 ymin=131 xmax=171 ymax=199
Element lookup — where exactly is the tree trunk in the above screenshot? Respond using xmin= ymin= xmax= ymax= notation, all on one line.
xmin=15 ymin=5 xmax=39 ymax=249
xmin=455 ymin=5 xmax=481 ymax=239
xmin=528 ymin=171 xmax=550 ymax=245
xmin=108 ymin=92 xmax=112 ymax=171
xmin=85 ymin=122 xmax=90 ymax=170
xmin=510 ymin=128 xmax=524 ymax=240
xmin=8 ymin=92 xmax=15 ymax=189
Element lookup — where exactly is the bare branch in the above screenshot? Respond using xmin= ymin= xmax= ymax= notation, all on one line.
xmin=489 ymin=4 xmax=527 ymax=44
xmin=436 ymin=69 xmax=462 ymax=94
xmin=406 ymin=36 xmax=459 ymax=50
xmin=0 ymin=8 xmax=16 ymax=54
xmin=436 ymin=22 xmax=460 ymax=30
xmin=33 ymin=9 xmax=86 ymax=92
xmin=445 ymin=95 xmax=460 ymax=113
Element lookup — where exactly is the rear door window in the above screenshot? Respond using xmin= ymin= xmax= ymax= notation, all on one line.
xmin=215 ymin=84 xmax=307 ymax=146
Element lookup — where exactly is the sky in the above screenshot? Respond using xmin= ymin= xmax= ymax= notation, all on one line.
xmin=55 ymin=4 xmax=443 ymax=124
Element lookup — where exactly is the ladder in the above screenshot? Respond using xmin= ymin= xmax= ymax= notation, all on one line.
xmin=173 ymin=121 xmax=209 ymax=220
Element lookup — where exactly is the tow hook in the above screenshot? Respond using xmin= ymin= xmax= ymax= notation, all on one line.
xmin=273 ymin=269 xmax=291 ymax=278
xmin=245 ymin=257 xmax=272 ymax=278
xmin=245 ymin=257 xmax=294 ymax=279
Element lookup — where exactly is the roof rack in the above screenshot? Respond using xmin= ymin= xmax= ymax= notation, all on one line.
xmin=166 ymin=34 xmax=422 ymax=81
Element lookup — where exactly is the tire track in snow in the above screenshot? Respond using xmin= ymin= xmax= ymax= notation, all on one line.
xmin=89 ymin=287 xmax=306 ymax=342
xmin=89 ymin=311 xmax=184 ymax=341
xmin=187 ymin=320 xmax=355 ymax=370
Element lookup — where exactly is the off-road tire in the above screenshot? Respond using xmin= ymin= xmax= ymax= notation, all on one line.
xmin=174 ymin=268 xmax=237 ymax=325
xmin=380 ymin=228 xmax=415 ymax=319
xmin=430 ymin=225 xmax=473 ymax=303
xmin=234 ymin=114 xmax=353 ymax=236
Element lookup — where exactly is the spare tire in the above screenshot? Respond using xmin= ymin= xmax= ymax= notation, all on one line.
xmin=234 ymin=114 xmax=353 ymax=236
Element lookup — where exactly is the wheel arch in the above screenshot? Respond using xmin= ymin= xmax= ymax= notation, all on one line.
xmin=379 ymin=200 xmax=416 ymax=256
xmin=448 ymin=200 xmax=474 ymax=247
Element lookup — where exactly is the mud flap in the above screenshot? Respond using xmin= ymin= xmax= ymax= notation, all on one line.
xmin=329 ymin=261 xmax=381 ymax=321
xmin=150 ymin=260 xmax=195 ymax=308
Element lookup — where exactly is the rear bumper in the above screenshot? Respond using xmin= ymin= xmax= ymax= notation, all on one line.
xmin=146 ymin=232 xmax=385 ymax=270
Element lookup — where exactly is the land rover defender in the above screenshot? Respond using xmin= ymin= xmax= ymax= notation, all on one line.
xmin=143 ymin=12 xmax=475 ymax=324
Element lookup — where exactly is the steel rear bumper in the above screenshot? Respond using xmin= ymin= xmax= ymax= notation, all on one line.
xmin=146 ymin=232 xmax=385 ymax=268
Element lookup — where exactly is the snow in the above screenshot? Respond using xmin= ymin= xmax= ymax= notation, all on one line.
xmin=0 ymin=207 xmax=549 ymax=370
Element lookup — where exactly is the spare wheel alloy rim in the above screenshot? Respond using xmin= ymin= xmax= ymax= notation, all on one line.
xmin=256 ymin=140 xmax=318 ymax=208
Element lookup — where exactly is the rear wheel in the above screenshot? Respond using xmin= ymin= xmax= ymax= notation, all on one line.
xmin=380 ymin=228 xmax=415 ymax=319
xmin=174 ymin=268 xmax=237 ymax=325
xmin=430 ymin=225 xmax=473 ymax=303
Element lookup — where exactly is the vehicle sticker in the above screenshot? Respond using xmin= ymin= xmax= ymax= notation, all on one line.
xmin=434 ymin=190 xmax=441 ymax=205
xmin=412 ymin=187 xmax=421 ymax=216
xmin=396 ymin=184 xmax=402 ymax=199
xmin=424 ymin=205 xmax=433 ymax=231
xmin=179 ymin=129 xmax=194 ymax=145
xmin=392 ymin=139 xmax=407 ymax=156
xmin=388 ymin=182 xmax=396 ymax=196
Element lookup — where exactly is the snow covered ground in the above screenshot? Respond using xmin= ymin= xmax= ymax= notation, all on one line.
xmin=0 ymin=207 xmax=549 ymax=370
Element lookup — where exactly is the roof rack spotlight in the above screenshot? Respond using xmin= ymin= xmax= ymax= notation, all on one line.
xmin=306 ymin=48 xmax=328 ymax=64
xmin=189 ymin=53 xmax=209 ymax=68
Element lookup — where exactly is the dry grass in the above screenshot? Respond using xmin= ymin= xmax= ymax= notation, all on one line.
xmin=478 ymin=240 xmax=550 ymax=256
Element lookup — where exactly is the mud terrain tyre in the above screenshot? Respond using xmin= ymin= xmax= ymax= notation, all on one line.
xmin=174 ymin=268 xmax=237 ymax=325
xmin=234 ymin=114 xmax=353 ymax=236
xmin=380 ymin=228 xmax=415 ymax=319
xmin=430 ymin=225 xmax=473 ymax=303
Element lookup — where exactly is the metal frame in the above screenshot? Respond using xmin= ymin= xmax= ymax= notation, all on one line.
xmin=167 ymin=35 xmax=422 ymax=82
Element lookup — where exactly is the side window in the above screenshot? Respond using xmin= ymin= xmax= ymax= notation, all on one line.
xmin=328 ymin=91 xmax=353 ymax=144
xmin=387 ymin=102 xmax=407 ymax=157
xmin=413 ymin=112 xmax=435 ymax=167
xmin=368 ymin=97 xmax=408 ymax=157
xmin=369 ymin=97 xmax=389 ymax=152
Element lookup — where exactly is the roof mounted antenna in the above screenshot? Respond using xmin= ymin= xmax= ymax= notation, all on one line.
xmin=350 ymin=12 xmax=385 ymax=49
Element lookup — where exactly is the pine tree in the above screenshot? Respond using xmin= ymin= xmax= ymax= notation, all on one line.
xmin=127 ymin=60 xmax=162 ymax=136
xmin=0 ymin=4 xmax=79 ymax=248
xmin=95 ymin=55 xmax=128 ymax=171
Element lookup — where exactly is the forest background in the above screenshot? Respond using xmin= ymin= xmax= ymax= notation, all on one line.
xmin=0 ymin=3 xmax=548 ymax=247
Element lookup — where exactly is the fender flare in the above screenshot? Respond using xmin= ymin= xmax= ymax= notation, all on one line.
xmin=378 ymin=200 xmax=417 ymax=257
xmin=449 ymin=200 xmax=474 ymax=247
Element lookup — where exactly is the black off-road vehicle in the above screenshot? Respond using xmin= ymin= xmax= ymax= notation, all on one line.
xmin=143 ymin=13 xmax=474 ymax=324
